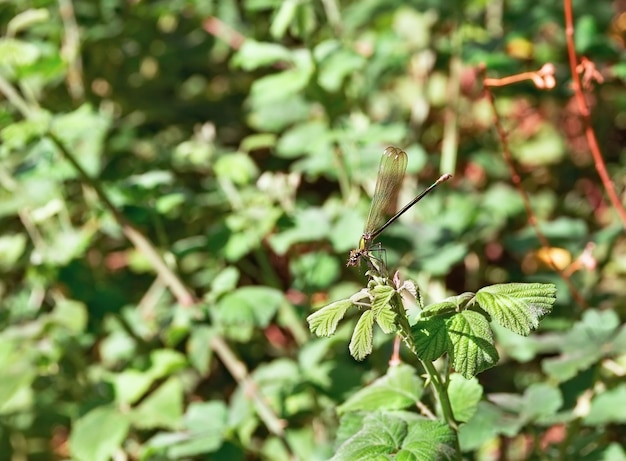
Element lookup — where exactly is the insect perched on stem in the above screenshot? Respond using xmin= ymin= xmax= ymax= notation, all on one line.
xmin=347 ymin=146 xmax=452 ymax=267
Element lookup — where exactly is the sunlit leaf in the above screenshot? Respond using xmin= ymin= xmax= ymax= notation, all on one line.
xmin=307 ymin=299 xmax=353 ymax=337
xmin=70 ymin=406 xmax=131 ymax=461
xmin=349 ymin=309 xmax=375 ymax=361
xmin=446 ymin=310 xmax=498 ymax=379
xmin=475 ymin=283 xmax=556 ymax=335
xmin=338 ymin=364 xmax=424 ymax=413
xmin=412 ymin=316 xmax=449 ymax=362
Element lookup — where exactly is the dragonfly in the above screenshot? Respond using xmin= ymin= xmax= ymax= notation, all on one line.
xmin=347 ymin=146 xmax=452 ymax=267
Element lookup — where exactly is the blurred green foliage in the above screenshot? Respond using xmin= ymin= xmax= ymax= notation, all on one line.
xmin=1 ymin=0 xmax=626 ymax=459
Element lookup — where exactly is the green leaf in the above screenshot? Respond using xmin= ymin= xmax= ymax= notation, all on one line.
xmin=132 ymin=377 xmax=184 ymax=430
xmin=214 ymin=286 xmax=284 ymax=338
xmin=371 ymin=284 xmax=395 ymax=311
xmin=447 ymin=374 xmax=483 ymax=423
xmin=458 ymin=401 xmax=522 ymax=451
xmin=0 ymin=340 xmax=35 ymax=414
xmin=307 ymin=299 xmax=352 ymax=337
xmin=50 ymin=299 xmax=87 ymax=334
xmin=144 ymin=401 xmax=227 ymax=458
xmin=542 ymin=309 xmax=619 ymax=382
xmin=69 ymin=406 xmax=131 ymax=461
xmin=412 ymin=316 xmax=449 ymax=362
xmin=421 ymin=292 xmax=474 ymax=318
xmin=249 ymin=49 xmax=313 ymax=104
xmin=332 ymin=412 xmax=407 ymax=460
xmin=232 ymin=40 xmax=293 ymax=70
xmin=338 ymin=364 xmax=424 ymax=414
xmin=214 ymin=152 xmax=259 ymax=185
xmin=0 ymin=38 xmax=39 ymax=68
xmin=371 ymin=285 xmax=397 ymax=334
xmin=276 ymin=120 xmax=329 ymax=159
xmin=0 ymin=233 xmax=27 ymax=270
xmin=350 ymin=309 xmax=375 ymax=361
xmin=333 ymin=412 xmax=456 ymax=461
xmin=520 ymin=383 xmax=562 ymax=422
xmin=475 ymin=283 xmax=556 ymax=335
xmin=600 ymin=443 xmax=626 ymax=461
xmin=583 ymin=383 xmax=626 ymax=425
xmin=398 ymin=417 xmax=457 ymax=461
xmin=187 ymin=326 xmax=216 ymax=375
xmin=51 ymin=104 xmax=110 ymax=177
xmin=270 ymin=0 xmax=299 ymax=39
xmin=375 ymin=305 xmax=397 ymax=335
xmin=7 ymin=8 xmax=50 ymax=36
xmin=446 ymin=310 xmax=499 ymax=379
xmin=317 ymin=48 xmax=367 ymax=92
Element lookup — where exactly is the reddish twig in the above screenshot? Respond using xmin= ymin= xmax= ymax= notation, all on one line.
xmin=563 ymin=0 xmax=626 ymax=227
xmin=480 ymin=65 xmax=587 ymax=308
xmin=203 ymin=16 xmax=245 ymax=49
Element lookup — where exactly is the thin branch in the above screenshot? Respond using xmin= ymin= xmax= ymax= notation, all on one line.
xmin=480 ymin=73 xmax=587 ymax=308
xmin=563 ymin=0 xmax=626 ymax=227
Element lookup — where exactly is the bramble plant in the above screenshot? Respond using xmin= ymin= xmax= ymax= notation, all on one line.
xmin=308 ymin=253 xmax=556 ymax=459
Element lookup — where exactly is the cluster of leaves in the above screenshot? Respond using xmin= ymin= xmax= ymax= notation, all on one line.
xmin=1 ymin=0 xmax=626 ymax=460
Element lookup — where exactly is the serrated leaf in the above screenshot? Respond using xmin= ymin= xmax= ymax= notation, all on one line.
xmin=349 ymin=310 xmax=375 ymax=361
xmin=333 ymin=412 xmax=455 ymax=461
xmin=338 ymin=364 xmax=424 ymax=414
xmin=371 ymin=285 xmax=397 ymax=334
xmin=420 ymin=300 xmax=458 ymax=318
xmin=475 ymin=283 xmax=556 ymax=335
xmin=412 ymin=316 xmax=449 ymax=361
xmin=448 ymin=374 xmax=483 ymax=423
xmin=307 ymin=299 xmax=352 ymax=337
xmin=371 ymin=284 xmax=395 ymax=311
xmin=332 ymin=412 xmax=407 ymax=461
xmin=399 ymin=418 xmax=457 ymax=461
xmin=446 ymin=310 xmax=499 ymax=379
xmin=375 ymin=306 xmax=397 ymax=334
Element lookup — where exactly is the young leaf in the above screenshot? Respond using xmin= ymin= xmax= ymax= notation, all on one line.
xmin=307 ymin=299 xmax=353 ymax=337
xmin=371 ymin=284 xmax=395 ymax=312
xmin=349 ymin=310 xmax=375 ymax=361
xmin=446 ymin=310 xmax=499 ymax=379
xmin=375 ymin=306 xmax=397 ymax=334
xmin=475 ymin=283 xmax=556 ymax=336
xmin=337 ymin=364 xmax=424 ymax=414
xmin=412 ymin=316 xmax=449 ymax=361
xmin=371 ymin=285 xmax=397 ymax=334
